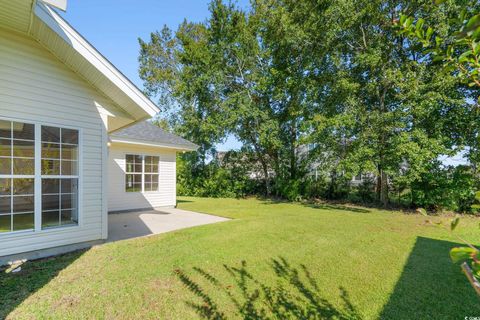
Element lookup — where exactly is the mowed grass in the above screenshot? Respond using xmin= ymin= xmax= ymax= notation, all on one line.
xmin=1 ymin=197 xmax=480 ymax=319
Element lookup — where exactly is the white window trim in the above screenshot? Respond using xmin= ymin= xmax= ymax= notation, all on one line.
xmin=125 ymin=154 xmax=160 ymax=194
xmin=0 ymin=116 xmax=83 ymax=237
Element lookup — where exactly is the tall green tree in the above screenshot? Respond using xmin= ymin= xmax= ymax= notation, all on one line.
xmin=397 ymin=0 xmax=480 ymax=172
xmin=139 ymin=0 xmax=468 ymax=205
xmin=279 ymin=0 xmax=468 ymax=206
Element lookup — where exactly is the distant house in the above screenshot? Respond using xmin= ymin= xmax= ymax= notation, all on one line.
xmin=0 ymin=0 xmax=197 ymax=261
xmin=299 ymin=144 xmax=376 ymax=186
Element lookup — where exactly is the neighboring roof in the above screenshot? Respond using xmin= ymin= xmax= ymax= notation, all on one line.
xmin=110 ymin=121 xmax=199 ymax=151
xmin=0 ymin=0 xmax=159 ymax=131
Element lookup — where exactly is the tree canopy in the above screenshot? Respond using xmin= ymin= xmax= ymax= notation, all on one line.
xmin=139 ymin=0 xmax=478 ymax=210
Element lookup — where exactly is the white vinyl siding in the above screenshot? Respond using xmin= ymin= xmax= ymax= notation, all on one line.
xmin=0 ymin=28 xmax=113 ymax=256
xmin=108 ymin=144 xmax=176 ymax=211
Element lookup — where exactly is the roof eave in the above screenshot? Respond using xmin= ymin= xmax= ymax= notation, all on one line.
xmin=33 ymin=2 xmax=159 ymax=119
xmin=110 ymin=137 xmax=199 ymax=152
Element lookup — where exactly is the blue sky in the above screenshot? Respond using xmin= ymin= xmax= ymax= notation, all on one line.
xmin=60 ymin=0 xmax=245 ymax=150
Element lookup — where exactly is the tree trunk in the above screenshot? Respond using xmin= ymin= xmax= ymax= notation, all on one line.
xmin=260 ymin=159 xmax=270 ymax=196
xmin=380 ymin=170 xmax=388 ymax=207
xmin=290 ymin=122 xmax=297 ymax=180
xmin=376 ymin=167 xmax=389 ymax=207
xmin=377 ymin=85 xmax=389 ymax=207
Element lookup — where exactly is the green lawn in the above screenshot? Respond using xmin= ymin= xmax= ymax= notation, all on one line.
xmin=1 ymin=197 xmax=479 ymax=319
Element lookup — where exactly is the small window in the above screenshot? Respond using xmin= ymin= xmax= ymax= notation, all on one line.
xmin=125 ymin=155 xmax=160 ymax=192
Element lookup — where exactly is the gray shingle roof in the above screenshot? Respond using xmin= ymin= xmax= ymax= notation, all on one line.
xmin=110 ymin=121 xmax=198 ymax=151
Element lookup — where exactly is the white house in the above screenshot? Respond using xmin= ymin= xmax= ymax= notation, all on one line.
xmin=0 ymin=0 xmax=197 ymax=263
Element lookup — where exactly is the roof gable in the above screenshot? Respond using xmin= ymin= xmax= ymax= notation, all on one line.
xmin=0 ymin=0 xmax=159 ymax=131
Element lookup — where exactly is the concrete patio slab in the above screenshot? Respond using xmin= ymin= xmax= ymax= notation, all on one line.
xmin=108 ymin=207 xmax=228 ymax=242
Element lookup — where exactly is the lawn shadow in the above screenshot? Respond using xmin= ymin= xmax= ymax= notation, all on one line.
xmin=379 ymin=237 xmax=480 ymax=319
xmin=175 ymin=257 xmax=362 ymax=319
xmin=177 ymin=199 xmax=194 ymax=204
xmin=257 ymin=197 xmax=371 ymax=214
xmin=302 ymin=203 xmax=371 ymax=214
xmin=0 ymin=250 xmax=84 ymax=319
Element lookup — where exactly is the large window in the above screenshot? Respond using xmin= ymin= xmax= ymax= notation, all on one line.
xmin=125 ymin=155 xmax=159 ymax=192
xmin=0 ymin=119 xmax=79 ymax=234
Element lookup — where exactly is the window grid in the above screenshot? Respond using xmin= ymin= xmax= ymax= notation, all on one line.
xmin=125 ymin=154 xmax=159 ymax=193
xmin=41 ymin=126 xmax=79 ymax=229
xmin=0 ymin=120 xmax=35 ymax=233
xmin=41 ymin=180 xmax=77 ymax=228
xmin=0 ymin=121 xmax=81 ymax=234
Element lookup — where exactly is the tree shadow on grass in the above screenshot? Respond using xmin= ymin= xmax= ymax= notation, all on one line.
xmin=257 ymin=197 xmax=371 ymax=214
xmin=175 ymin=257 xmax=362 ymax=319
xmin=302 ymin=203 xmax=371 ymax=214
xmin=177 ymin=199 xmax=194 ymax=204
xmin=0 ymin=250 xmax=84 ymax=319
xmin=379 ymin=237 xmax=480 ymax=319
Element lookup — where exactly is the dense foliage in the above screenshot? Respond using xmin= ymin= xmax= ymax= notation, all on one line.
xmin=139 ymin=0 xmax=479 ymax=213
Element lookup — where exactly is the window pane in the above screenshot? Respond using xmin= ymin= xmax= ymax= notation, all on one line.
xmin=126 ymin=155 xmax=142 ymax=173
xmin=126 ymin=174 xmax=141 ymax=192
xmin=0 ymin=215 xmax=11 ymax=232
xmin=42 ymin=211 xmax=59 ymax=228
xmin=61 ymin=128 xmax=78 ymax=145
xmin=13 ymin=178 xmax=34 ymax=195
xmin=61 ymin=144 xmax=78 ymax=161
xmin=0 ymin=215 xmax=12 ymax=233
xmin=144 ymin=164 xmax=152 ymax=173
xmin=61 ymin=160 xmax=78 ymax=175
xmin=13 ymin=196 xmax=34 ymax=212
xmin=13 ymin=140 xmax=34 ymax=158
xmin=42 ymin=126 xmax=60 ymax=143
xmin=42 ymin=143 xmax=60 ymax=159
xmin=42 ymin=179 xmax=60 ymax=194
xmin=144 ymin=174 xmax=158 ymax=192
xmin=0 ymin=158 xmax=10 ymax=175
xmin=0 ymin=120 xmax=11 ymax=138
xmin=61 ymin=194 xmax=73 ymax=209
xmin=13 ymin=212 xmax=34 ymax=231
xmin=61 ymin=209 xmax=77 ymax=225
xmin=0 ymin=196 xmax=10 ymax=214
xmin=0 ymin=139 xmax=11 ymax=157
xmin=12 ymin=122 xmax=34 ymax=140
xmin=145 ymin=174 xmax=151 ymax=183
xmin=42 ymin=195 xmax=60 ymax=211
xmin=61 ymin=179 xmax=77 ymax=194
xmin=0 ymin=179 xmax=11 ymax=196
xmin=42 ymin=159 xmax=60 ymax=175
xmin=145 ymin=156 xmax=159 ymax=173
xmin=13 ymin=158 xmax=34 ymax=175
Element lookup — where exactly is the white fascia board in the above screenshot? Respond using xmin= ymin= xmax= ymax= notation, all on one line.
xmin=34 ymin=2 xmax=159 ymax=118
xmin=39 ymin=0 xmax=67 ymax=11
xmin=110 ymin=138 xmax=198 ymax=152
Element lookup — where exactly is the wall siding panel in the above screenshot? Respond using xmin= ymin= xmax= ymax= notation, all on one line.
xmin=0 ymin=28 xmax=111 ymax=257
xmin=108 ymin=144 xmax=177 ymax=211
